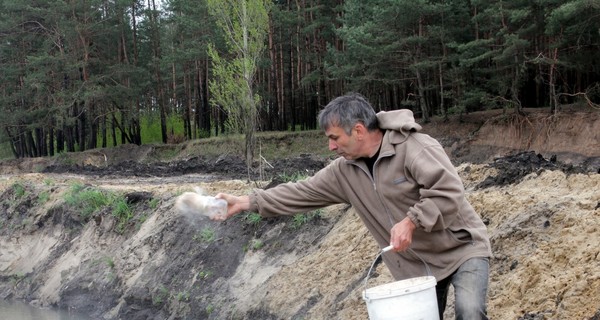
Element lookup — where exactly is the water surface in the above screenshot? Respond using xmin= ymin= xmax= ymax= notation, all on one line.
xmin=0 ymin=300 xmax=92 ymax=320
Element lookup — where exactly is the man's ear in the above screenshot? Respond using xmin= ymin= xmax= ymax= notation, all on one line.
xmin=353 ymin=123 xmax=367 ymax=139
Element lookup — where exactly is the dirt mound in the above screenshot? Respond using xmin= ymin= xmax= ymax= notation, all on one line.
xmin=1 ymin=108 xmax=599 ymax=320
xmin=41 ymin=153 xmax=327 ymax=181
xmin=476 ymin=151 xmax=599 ymax=189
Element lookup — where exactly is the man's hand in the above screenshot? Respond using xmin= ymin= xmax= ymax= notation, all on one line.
xmin=212 ymin=193 xmax=250 ymax=221
xmin=389 ymin=217 xmax=416 ymax=251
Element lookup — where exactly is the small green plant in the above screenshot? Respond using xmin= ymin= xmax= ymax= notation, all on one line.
xmin=206 ymin=304 xmax=215 ymax=315
xmin=104 ymin=256 xmax=115 ymax=269
xmin=12 ymin=183 xmax=26 ymax=199
xmin=290 ymin=209 xmax=322 ymax=230
xmin=198 ymin=270 xmax=213 ymax=280
xmin=176 ymin=291 xmax=190 ymax=302
xmin=112 ymin=197 xmax=133 ymax=233
xmin=250 ymin=239 xmax=264 ymax=251
xmin=148 ymin=198 xmax=160 ymax=209
xmin=37 ymin=191 xmax=50 ymax=204
xmin=153 ymin=286 xmax=170 ymax=305
xmin=193 ymin=227 xmax=216 ymax=243
xmin=135 ymin=213 xmax=148 ymax=230
xmin=243 ymin=212 xmax=262 ymax=226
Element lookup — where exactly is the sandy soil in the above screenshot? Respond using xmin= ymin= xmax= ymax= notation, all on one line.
xmin=0 ymin=109 xmax=599 ymax=320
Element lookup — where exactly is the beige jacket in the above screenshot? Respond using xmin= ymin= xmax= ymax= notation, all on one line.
xmin=249 ymin=109 xmax=492 ymax=281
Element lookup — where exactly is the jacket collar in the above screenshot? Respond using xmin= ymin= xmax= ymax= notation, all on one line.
xmin=380 ymin=129 xmax=409 ymax=157
xmin=345 ymin=129 xmax=401 ymax=166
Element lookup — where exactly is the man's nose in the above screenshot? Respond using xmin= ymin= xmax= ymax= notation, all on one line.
xmin=328 ymin=140 xmax=337 ymax=151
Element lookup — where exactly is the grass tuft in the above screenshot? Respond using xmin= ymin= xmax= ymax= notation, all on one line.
xmin=64 ymin=182 xmax=134 ymax=232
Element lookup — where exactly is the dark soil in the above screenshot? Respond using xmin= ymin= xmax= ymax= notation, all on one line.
xmin=42 ymin=153 xmax=327 ymax=181
xmin=475 ymin=151 xmax=600 ymax=189
xmin=42 ymin=149 xmax=599 ymax=192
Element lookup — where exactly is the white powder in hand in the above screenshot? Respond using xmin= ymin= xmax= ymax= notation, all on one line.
xmin=175 ymin=187 xmax=227 ymax=219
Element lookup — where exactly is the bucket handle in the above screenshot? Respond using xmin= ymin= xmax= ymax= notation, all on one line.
xmin=363 ymin=246 xmax=433 ymax=291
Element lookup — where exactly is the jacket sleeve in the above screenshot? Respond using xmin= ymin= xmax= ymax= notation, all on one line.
xmin=249 ymin=162 xmax=349 ymax=217
xmin=405 ymin=143 xmax=464 ymax=232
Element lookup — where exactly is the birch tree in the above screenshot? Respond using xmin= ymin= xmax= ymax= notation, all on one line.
xmin=206 ymin=0 xmax=271 ymax=173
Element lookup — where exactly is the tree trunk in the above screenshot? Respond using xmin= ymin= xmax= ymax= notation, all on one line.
xmin=78 ymin=103 xmax=86 ymax=152
xmin=268 ymin=14 xmax=277 ymax=131
xmin=414 ymin=67 xmax=429 ymax=122
xmin=549 ymin=46 xmax=559 ymax=114
xmin=111 ymin=116 xmax=118 ymax=147
xmin=415 ymin=17 xmax=429 ymax=122
xmin=101 ymin=114 xmax=107 ymax=148
xmin=48 ymin=127 xmax=55 ymax=156
xmin=56 ymin=129 xmax=64 ymax=153
xmin=439 ymin=62 xmax=447 ymax=121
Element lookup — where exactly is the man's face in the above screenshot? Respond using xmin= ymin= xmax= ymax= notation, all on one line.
xmin=325 ymin=125 xmax=361 ymax=160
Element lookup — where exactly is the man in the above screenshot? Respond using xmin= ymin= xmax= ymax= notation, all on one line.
xmin=215 ymin=93 xmax=492 ymax=319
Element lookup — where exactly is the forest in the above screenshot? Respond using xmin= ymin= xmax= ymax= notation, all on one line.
xmin=0 ymin=0 xmax=599 ymax=159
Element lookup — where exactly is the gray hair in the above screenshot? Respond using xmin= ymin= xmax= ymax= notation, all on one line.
xmin=318 ymin=93 xmax=378 ymax=135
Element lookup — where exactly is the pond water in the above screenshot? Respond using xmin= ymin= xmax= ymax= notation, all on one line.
xmin=0 ymin=300 xmax=92 ymax=320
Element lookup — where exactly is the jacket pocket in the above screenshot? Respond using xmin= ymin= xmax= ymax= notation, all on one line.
xmin=413 ymin=228 xmax=473 ymax=253
xmin=451 ymin=229 xmax=473 ymax=243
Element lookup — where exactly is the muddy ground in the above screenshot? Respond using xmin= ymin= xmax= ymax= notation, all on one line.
xmin=0 ymin=108 xmax=599 ymax=320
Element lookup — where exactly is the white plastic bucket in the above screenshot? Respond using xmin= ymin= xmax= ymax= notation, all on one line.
xmin=362 ymin=275 xmax=439 ymax=320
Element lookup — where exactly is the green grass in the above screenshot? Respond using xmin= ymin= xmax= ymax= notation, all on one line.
xmin=243 ymin=238 xmax=265 ymax=252
xmin=176 ymin=291 xmax=190 ymax=302
xmin=37 ymin=191 xmax=50 ymax=204
xmin=112 ymin=197 xmax=134 ymax=233
xmin=64 ymin=183 xmax=110 ymax=218
xmin=64 ymin=182 xmax=134 ymax=232
xmin=250 ymin=239 xmax=264 ymax=250
xmin=256 ymin=130 xmax=330 ymax=159
xmin=12 ymin=183 xmax=27 ymax=199
xmin=290 ymin=209 xmax=323 ymax=230
xmin=151 ymin=146 xmax=180 ymax=161
xmin=104 ymin=256 xmax=115 ymax=269
xmin=177 ymin=130 xmax=330 ymax=160
xmin=153 ymin=286 xmax=170 ymax=306
xmin=197 ymin=269 xmax=213 ymax=280
xmin=205 ymin=304 xmax=215 ymax=315
xmin=54 ymin=152 xmax=76 ymax=165
xmin=193 ymin=227 xmax=216 ymax=243
xmin=148 ymin=198 xmax=160 ymax=209
xmin=141 ymin=114 xmax=186 ymax=144
xmin=243 ymin=212 xmax=262 ymax=226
